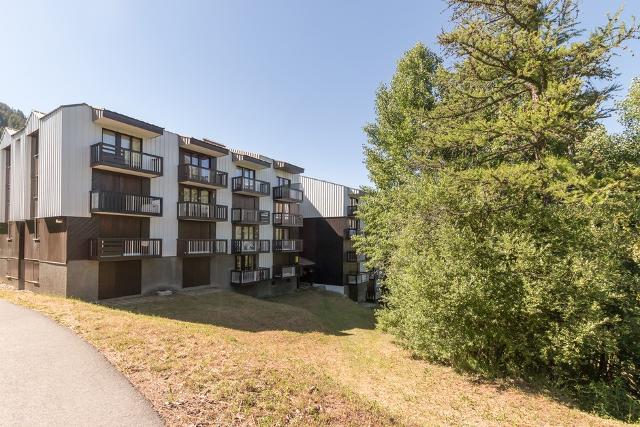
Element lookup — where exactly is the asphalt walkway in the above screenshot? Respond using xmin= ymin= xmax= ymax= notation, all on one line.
xmin=0 ymin=299 xmax=162 ymax=426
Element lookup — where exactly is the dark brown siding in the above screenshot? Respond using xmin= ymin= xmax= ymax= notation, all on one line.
xmin=98 ymin=260 xmax=141 ymax=299
xmin=232 ymin=194 xmax=258 ymax=209
xmin=97 ymin=216 xmax=149 ymax=238
xmin=302 ymin=217 xmax=347 ymax=286
xmin=182 ymin=257 xmax=210 ymax=287
xmin=178 ymin=221 xmax=215 ymax=239
xmin=92 ymin=169 xmax=150 ymax=195
xmin=66 ymin=217 xmax=98 ymax=261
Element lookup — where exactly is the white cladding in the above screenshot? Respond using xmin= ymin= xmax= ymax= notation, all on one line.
xmin=299 ymin=175 xmax=360 ymax=218
xmin=148 ymin=130 xmax=180 ymax=257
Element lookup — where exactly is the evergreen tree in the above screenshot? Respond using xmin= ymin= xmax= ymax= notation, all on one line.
xmin=358 ymin=1 xmax=640 ymax=418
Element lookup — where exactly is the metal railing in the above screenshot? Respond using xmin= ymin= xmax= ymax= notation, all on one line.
xmin=178 ymin=164 xmax=228 ymax=187
xmin=177 ymin=239 xmax=227 ymax=256
xmin=272 ymin=213 xmax=303 ymax=227
xmin=345 ymin=228 xmax=362 ymax=240
xmin=90 ymin=142 xmax=163 ymax=176
xmin=231 ymin=208 xmax=270 ymax=224
xmin=231 ymin=239 xmax=270 ymax=253
xmin=231 ymin=176 xmax=270 ymax=196
xmin=346 ymin=272 xmax=369 ymax=285
xmin=231 ymin=267 xmax=271 ymax=284
xmin=90 ymin=238 xmax=162 ymax=259
xmin=345 ymin=251 xmax=366 ymax=263
xmin=273 ymin=185 xmax=303 ymax=202
xmin=274 ymin=265 xmax=298 ymax=278
xmin=178 ymin=202 xmax=227 ymax=221
xmin=90 ymin=191 xmax=163 ymax=216
xmin=272 ymin=239 xmax=303 ymax=252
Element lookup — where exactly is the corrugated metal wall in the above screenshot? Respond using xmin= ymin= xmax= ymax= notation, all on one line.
xmin=38 ymin=108 xmax=64 ymax=218
xmin=215 ymin=154 xmax=233 ymax=248
xmin=300 ymin=176 xmax=349 ymax=218
xmin=148 ymin=131 xmax=179 ymax=257
xmin=60 ymin=104 xmax=100 ymax=217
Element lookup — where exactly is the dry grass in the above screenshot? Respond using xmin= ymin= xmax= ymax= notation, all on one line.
xmin=0 ymin=288 xmax=629 ymax=426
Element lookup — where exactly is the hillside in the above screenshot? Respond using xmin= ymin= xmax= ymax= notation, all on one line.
xmin=0 ymin=288 xmax=628 ymax=426
xmin=0 ymin=102 xmax=26 ymax=131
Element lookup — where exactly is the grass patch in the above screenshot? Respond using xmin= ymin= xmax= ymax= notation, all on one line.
xmin=0 ymin=288 xmax=631 ymax=426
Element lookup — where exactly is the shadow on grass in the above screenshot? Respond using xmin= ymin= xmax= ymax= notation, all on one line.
xmin=454 ymin=366 xmax=640 ymax=423
xmin=105 ymin=288 xmax=376 ymax=336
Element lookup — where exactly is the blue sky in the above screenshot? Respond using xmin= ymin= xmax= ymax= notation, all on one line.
xmin=1 ymin=1 xmax=637 ymax=187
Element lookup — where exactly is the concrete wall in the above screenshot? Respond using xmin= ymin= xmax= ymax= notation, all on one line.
xmin=25 ymin=262 xmax=67 ymax=297
xmin=67 ymin=260 xmax=99 ymax=301
xmin=211 ymin=254 xmax=234 ymax=289
xmin=141 ymin=257 xmax=182 ymax=294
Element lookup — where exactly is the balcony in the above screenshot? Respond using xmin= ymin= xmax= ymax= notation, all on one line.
xmin=231 ymin=239 xmax=270 ymax=254
xmin=178 ymin=202 xmax=227 ymax=222
xmin=90 ymin=191 xmax=162 ymax=217
xmin=178 ymin=164 xmax=228 ymax=189
xmin=177 ymin=239 xmax=227 ymax=256
xmin=272 ymin=239 xmax=303 ymax=253
xmin=345 ymin=251 xmax=366 ymax=263
xmin=90 ymin=143 xmax=163 ymax=177
xmin=347 ymin=205 xmax=358 ymax=216
xmin=231 ymin=177 xmax=270 ymax=197
xmin=272 ymin=212 xmax=303 ymax=227
xmin=231 ymin=208 xmax=270 ymax=225
xmin=274 ymin=265 xmax=298 ymax=278
xmin=346 ymin=272 xmax=369 ymax=285
xmin=231 ymin=267 xmax=271 ymax=285
xmin=273 ymin=185 xmax=303 ymax=203
xmin=345 ymin=228 xmax=362 ymax=240
xmin=90 ymin=238 xmax=162 ymax=260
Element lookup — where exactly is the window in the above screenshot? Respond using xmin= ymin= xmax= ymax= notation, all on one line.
xmin=235 ymin=255 xmax=256 ymax=270
xmin=180 ymin=186 xmax=214 ymax=204
xmin=274 ymin=228 xmax=289 ymax=240
xmin=234 ymin=225 xmax=256 ymax=240
xmin=274 ymin=202 xmax=290 ymax=214
xmin=277 ymin=176 xmax=291 ymax=187
xmin=102 ymin=129 xmax=142 ymax=152
xmin=349 ymin=197 xmax=359 ymax=207
xmin=240 ymin=167 xmax=255 ymax=179
xmin=181 ymin=151 xmax=212 ymax=169
xmin=348 ymin=218 xmax=359 ymax=229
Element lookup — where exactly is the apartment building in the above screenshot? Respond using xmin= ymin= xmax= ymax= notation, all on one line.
xmin=300 ymin=176 xmax=374 ymax=302
xmin=0 ymin=103 xmax=304 ymax=300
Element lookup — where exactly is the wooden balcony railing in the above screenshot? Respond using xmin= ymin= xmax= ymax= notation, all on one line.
xmin=231 ymin=208 xmax=270 ymax=224
xmin=230 ymin=267 xmax=271 ymax=284
xmin=178 ymin=202 xmax=227 ymax=221
xmin=272 ymin=213 xmax=303 ymax=227
xmin=177 ymin=239 xmax=227 ymax=256
xmin=346 ymin=272 xmax=369 ymax=285
xmin=231 ymin=239 xmax=270 ymax=253
xmin=90 ymin=143 xmax=163 ymax=177
xmin=274 ymin=265 xmax=298 ymax=278
xmin=231 ymin=177 xmax=270 ymax=196
xmin=273 ymin=185 xmax=303 ymax=203
xmin=90 ymin=191 xmax=163 ymax=216
xmin=347 ymin=205 xmax=358 ymax=216
xmin=178 ymin=164 xmax=228 ymax=188
xmin=272 ymin=239 xmax=303 ymax=252
xmin=90 ymin=238 xmax=162 ymax=260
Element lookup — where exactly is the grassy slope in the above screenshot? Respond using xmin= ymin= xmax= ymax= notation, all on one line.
xmin=0 ymin=288 xmax=625 ymax=426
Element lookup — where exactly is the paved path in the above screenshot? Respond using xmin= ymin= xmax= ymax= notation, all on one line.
xmin=0 ymin=300 xmax=162 ymax=427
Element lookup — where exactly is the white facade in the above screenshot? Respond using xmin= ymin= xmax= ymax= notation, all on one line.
xmin=300 ymin=175 xmax=361 ymax=218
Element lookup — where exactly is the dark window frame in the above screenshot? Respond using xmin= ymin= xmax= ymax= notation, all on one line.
xmin=102 ymin=128 xmax=143 ymax=152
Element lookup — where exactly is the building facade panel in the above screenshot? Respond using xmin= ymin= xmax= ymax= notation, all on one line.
xmin=38 ymin=108 xmax=64 ymax=218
